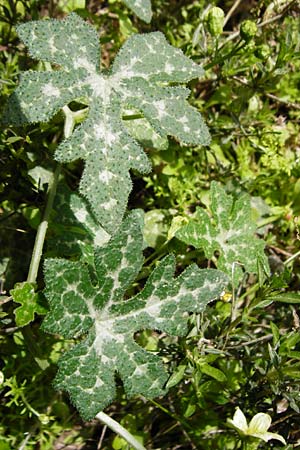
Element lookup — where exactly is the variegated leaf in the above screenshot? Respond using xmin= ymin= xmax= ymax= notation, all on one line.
xmin=176 ymin=182 xmax=269 ymax=285
xmin=43 ymin=210 xmax=227 ymax=419
xmin=5 ymin=13 xmax=209 ymax=233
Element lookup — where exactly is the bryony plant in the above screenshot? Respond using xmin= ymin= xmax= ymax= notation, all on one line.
xmin=4 ymin=12 xmax=210 ymax=233
xmin=227 ymin=407 xmax=286 ymax=448
xmin=176 ymin=182 xmax=269 ymax=285
xmin=43 ymin=210 xmax=227 ymax=420
xmin=4 ymin=11 xmax=225 ymax=447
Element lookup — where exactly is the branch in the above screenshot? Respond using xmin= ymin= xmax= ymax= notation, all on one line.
xmin=223 ymin=0 xmax=243 ymax=27
xmin=27 ymin=164 xmax=61 ymax=283
xmin=232 ymin=76 xmax=300 ymax=111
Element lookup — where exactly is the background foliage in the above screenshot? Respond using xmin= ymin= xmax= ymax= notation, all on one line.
xmin=0 ymin=0 xmax=300 ymax=449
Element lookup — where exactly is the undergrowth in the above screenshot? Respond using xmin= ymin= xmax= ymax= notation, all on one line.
xmin=0 ymin=1 xmax=300 ymax=449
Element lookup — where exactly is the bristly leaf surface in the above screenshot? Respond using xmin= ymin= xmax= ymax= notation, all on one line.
xmin=122 ymin=0 xmax=152 ymax=23
xmin=42 ymin=210 xmax=227 ymax=420
xmin=176 ymin=182 xmax=269 ymax=285
xmin=47 ymin=182 xmax=110 ymax=258
xmin=5 ymin=13 xmax=210 ymax=233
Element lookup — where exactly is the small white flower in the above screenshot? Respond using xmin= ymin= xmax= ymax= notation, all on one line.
xmin=227 ymin=407 xmax=286 ymax=445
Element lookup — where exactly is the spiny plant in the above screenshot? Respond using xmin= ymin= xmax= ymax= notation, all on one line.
xmin=3 ymin=10 xmax=271 ymax=449
xmin=43 ymin=210 xmax=227 ymax=420
xmin=176 ymin=182 xmax=269 ymax=286
xmin=4 ymin=12 xmax=210 ymax=233
xmin=3 ymin=9 xmax=222 ymax=435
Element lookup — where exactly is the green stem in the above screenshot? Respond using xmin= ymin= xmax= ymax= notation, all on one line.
xmin=284 ymin=249 xmax=300 ymax=266
xmin=96 ymin=411 xmax=146 ymax=450
xmin=27 ymin=164 xmax=61 ymax=283
xmin=204 ymin=39 xmax=245 ymax=70
xmin=22 ymin=106 xmax=76 ymax=364
xmin=122 ymin=113 xmax=144 ymax=120
xmin=242 ymin=439 xmax=260 ymax=450
xmin=27 ymin=105 xmax=75 ymax=284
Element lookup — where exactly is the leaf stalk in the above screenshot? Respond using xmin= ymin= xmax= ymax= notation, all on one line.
xmin=27 ymin=164 xmax=61 ymax=283
xmin=96 ymin=411 xmax=147 ymax=450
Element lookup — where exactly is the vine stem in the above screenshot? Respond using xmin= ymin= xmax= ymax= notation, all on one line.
xmin=96 ymin=411 xmax=146 ymax=450
xmin=26 ymin=105 xmax=74 ymax=283
xmin=27 ymin=164 xmax=61 ymax=283
xmin=284 ymin=249 xmax=300 ymax=266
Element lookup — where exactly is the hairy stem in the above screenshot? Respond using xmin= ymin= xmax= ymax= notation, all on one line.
xmin=23 ymin=106 xmax=76 ymax=364
xmin=27 ymin=164 xmax=61 ymax=283
xmin=96 ymin=411 xmax=146 ymax=450
xmin=27 ymin=105 xmax=76 ymax=283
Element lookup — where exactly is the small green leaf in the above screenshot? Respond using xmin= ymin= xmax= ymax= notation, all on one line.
xmin=58 ymin=0 xmax=86 ymax=12
xmin=11 ymin=282 xmax=47 ymax=327
xmin=176 ymin=182 xmax=269 ymax=285
xmin=200 ymin=363 xmax=227 ymax=382
xmin=267 ymin=293 xmax=300 ymax=304
xmin=42 ymin=210 xmax=227 ymax=420
xmin=270 ymin=322 xmax=280 ymax=345
xmin=6 ymin=136 xmax=23 ymax=144
xmin=165 ymin=364 xmax=187 ymax=389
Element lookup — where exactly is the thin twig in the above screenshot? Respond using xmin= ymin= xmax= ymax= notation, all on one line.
xmin=269 ymin=245 xmax=292 ymax=258
xmin=97 ymin=424 xmax=107 ymax=449
xmin=284 ymin=249 xmax=300 ymax=266
xmin=224 ymin=0 xmax=243 ymax=27
xmin=226 ymin=333 xmax=273 ymax=349
xmin=265 ymin=93 xmax=300 ymax=111
xmin=18 ymin=433 xmax=32 ymax=450
xmin=232 ymin=76 xmax=300 ymax=110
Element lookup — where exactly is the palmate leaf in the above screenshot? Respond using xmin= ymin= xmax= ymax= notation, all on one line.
xmin=42 ymin=210 xmax=227 ymax=420
xmin=122 ymin=0 xmax=152 ymax=23
xmin=176 ymin=182 xmax=269 ymax=285
xmin=5 ymin=13 xmax=210 ymax=234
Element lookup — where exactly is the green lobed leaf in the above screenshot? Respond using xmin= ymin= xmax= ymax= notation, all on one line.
xmin=122 ymin=0 xmax=152 ymax=23
xmin=123 ymin=108 xmax=169 ymax=150
xmin=4 ymin=13 xmax=209 ymax=234
xmin=47 ymin=182 xmax=110 ymax=257
xmin=11 ymin=282 xmax=47 ymax=327
xmin=42 ymin=210 xmax=228 ymax=420
xmin=176 ymin=182 xmax=269 ymax=285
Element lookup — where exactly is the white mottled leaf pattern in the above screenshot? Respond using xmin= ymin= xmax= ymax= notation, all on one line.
xmin=5 ymin=13 xmax=209 ymax=233
xmin=176 ymin=182 xmax=269 ymax=285
xmin=122 ymin=0 xmax=152 ymax=23
xmin=47 ymin=182 xmax=110 ymax=257
xmin=42 ymin=210 xmax=228 ymax=420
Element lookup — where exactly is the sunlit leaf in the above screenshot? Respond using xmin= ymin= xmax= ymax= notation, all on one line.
xmin=42 ymin=210 xmax=227 ymax=419
xmin=11 ymin=282 xmax=47 ymax=327
xmin=4 ymin=13 xmax=209 ymax=234
xmin=176 ymin=182 xmax=269 ymax=285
